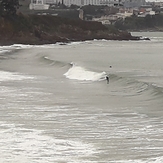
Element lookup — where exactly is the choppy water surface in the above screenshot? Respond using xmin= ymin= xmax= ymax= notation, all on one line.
xmin=0 ymin=32 xmax=163 ymax=163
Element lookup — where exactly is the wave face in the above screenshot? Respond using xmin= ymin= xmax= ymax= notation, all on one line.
xmin=64 ymin=63 xmax=107 ymax=81
xmin=40 ymin=56 xmax=70 ymax=68
xmin=0 ymin=33 xmax=163 ymax=163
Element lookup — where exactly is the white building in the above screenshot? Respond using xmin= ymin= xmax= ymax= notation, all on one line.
xmin=59 ymin=0 xmax=146 ymax=7
xmin=30 ymin=0 xmax=145 ymax=9
xmin=45 ymin=0 xmax=120 ymax=6
xmin=29 ymin=0 xmax=50 ymax=10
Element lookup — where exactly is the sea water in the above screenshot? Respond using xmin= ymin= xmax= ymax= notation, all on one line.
xmin=0 ymin=32 xmax=163 ymax=163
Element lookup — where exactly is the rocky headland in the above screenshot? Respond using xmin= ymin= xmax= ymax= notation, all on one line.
xmin=0 ymin=14 xmax=142 ymax=46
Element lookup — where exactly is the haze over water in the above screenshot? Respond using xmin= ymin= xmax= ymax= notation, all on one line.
xmin=0 ymin=32 xmax=163 ymax=163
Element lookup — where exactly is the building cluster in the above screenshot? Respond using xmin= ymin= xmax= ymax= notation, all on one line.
xmin=30 ymin=0 xmax=147 ymax=8
xmin=29 ymin=0 xmax=163 ymax=25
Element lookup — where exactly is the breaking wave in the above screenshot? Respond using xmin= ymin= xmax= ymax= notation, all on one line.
xmin=64 ymin=62 xmax=163 ymax=100
xmin=64 ymin=63 xmax=107 ymax=81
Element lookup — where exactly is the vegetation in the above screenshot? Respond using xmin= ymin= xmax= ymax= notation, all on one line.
xmin=0 ymin=13 xmax=139 ymax=45
xmin=0 ymin=1 xmax=141 ymax=45
xmin=0 ymin=0 xmax=20 ymax=16
xmin=82 ymin=5 xmax=104 ymax=16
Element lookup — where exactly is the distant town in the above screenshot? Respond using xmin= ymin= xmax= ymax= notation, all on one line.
xmin=19 ymin=0 xmax=163 ymax=25
xmin=0 ymin=0 xmax=159 ymax=45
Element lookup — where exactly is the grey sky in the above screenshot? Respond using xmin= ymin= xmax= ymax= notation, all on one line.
xmin=146 ymin=0 xmax=163 ymax=2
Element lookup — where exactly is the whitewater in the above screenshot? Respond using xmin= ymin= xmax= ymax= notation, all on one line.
xmin=0 ymin=32 xmax=163 ymax=163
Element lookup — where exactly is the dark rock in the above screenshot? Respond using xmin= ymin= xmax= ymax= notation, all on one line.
xmin=0 ymin=14 xmax=143 ymax=46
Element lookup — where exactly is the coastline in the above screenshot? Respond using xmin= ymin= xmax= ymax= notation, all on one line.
xmin=0 ymin=30 xmax=144 ymax=46
xmin=0 ymin=33 xmax=142 ymax=46
xmin=0 ymin=14 xmax=145 ymax=46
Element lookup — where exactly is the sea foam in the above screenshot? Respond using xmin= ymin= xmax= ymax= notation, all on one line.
xmin=64 ymin=63 xmax=106 ymax=81
xmin=0 ymin=71 xmax=35 ymax=82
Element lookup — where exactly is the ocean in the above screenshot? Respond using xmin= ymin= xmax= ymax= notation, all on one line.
xmin=0 ymin=32 xmax=163 ymax=163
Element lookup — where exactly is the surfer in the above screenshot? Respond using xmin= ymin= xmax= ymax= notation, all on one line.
xmin=106 ymin=75 xmax=109 ymax=84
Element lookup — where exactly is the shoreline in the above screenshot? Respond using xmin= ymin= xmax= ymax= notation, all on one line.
xmin=0 ymin=33 xmax=146 ymax=47
xmin=0 ymin=14 xmax=146 ymax=46
xmin=0 ymin=36 xmax=150 ymax=47
xmin=0 ymin=38 xmax=143 ymax=47
xmin=0 ymin=36 xmax=149 ymax=46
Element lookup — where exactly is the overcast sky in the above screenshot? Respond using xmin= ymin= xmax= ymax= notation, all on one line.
xmin=146 ymin=0 xmax=163 ymax=2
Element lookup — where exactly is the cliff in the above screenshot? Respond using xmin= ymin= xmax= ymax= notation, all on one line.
xmin=0 ymin=14 xmax=140 ymax=46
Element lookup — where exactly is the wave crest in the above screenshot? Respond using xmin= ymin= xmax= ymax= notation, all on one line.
xmin=64 ymin=63 xmax=106 ymax=81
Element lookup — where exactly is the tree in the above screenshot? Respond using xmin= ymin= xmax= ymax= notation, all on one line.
xmin=0 ymin=0 xmax=20 ymax=16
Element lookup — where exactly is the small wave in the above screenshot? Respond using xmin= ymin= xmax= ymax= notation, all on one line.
xmin=64 ymin=63 xmax=107 ymax=81
xmin=149 ymin=83 xmax=163 ymax=99
xmin=11 ymin=44 xmax=34 ymax=49
xmin=0 ymin=44 xmax=33 ymax=50
xmin=0 ymin=49 xmax=11 ymax=54
xmin=41 ymin=56 xmax=55 ymax=65
xmin=107 ymin=73 xmax=150 ymax=96
xmin=40 ymin=56 xmax=70 ymax=68
xmin=0 ymin=71 xmax=35 ymax=82
xmin=109 ymin=72 xmax=163 ymax=100
xmin=113 ymin=156 xmax=163 ymax=163
xmin=67 ymin=41 xmax=84 ymax=45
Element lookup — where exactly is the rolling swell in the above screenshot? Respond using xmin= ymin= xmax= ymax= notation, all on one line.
xmin=109 ymin=73 xmax=163 ymax=100
xmin=149 ymin=84 xmax=163 ymax=99
xmin=64 ymin=63 xmax=163 ymax=101
xmin=40 ymin=56 xmax=71 ymax=69
xmin=0 ymin=48 xmax=20 ymax=61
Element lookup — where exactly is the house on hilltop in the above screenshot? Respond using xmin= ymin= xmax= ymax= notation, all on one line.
xmin=29 ymin=0 xmax=147 ymax=11
xmin=30 ymin=0 xmax=123 ymax=7
xmin=123 ymin=0 xmax=146 ymax=8
xmin=29 ymin=0 xmax=50 ymax=10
